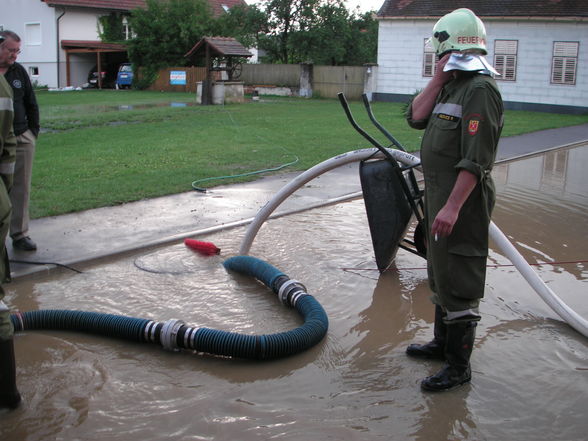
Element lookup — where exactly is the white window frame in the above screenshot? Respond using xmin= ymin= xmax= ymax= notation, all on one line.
xmin=551 ymin=41 xmax=578 ymax=86
xmin=122 ymin=16 xmax=131 ymax=40
xmin=25 ymin=22 xmax=42 ymax=46
xmin=423 ymin=38 xmax=437 ymax=77
xmin=494 ymin=40 xmax=518 ymax=81
xmin=29 ymin=66 xmax=39 ymax=77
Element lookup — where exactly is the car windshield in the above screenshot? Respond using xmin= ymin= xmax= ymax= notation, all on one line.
xmin=120 ymin=65 xmax=132 ymax=72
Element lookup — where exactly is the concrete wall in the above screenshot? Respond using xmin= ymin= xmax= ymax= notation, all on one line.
xmin=375 ymin=18 xmax=588 ymax=113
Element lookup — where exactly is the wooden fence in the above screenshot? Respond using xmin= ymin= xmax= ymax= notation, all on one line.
xmin=313 ymin=66 xmax=366 ymax=99
xmin=147 ymin=66 xmax=207 ymax=93
xmin=239 ymin=64 xmax=301 ymax=87
xmin=147 ymin=64 xmax=368 ymax=99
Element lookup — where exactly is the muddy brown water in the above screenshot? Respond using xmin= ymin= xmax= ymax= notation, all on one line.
xmin=1 ymin=146 xmax=587 ymax=440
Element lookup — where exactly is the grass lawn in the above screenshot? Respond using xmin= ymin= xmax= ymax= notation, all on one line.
xmin=31 ymin=89 xmax=588 ymax=219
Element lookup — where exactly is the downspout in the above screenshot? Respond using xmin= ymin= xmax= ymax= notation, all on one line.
xmin=56 ymin=9 xmax=66 ymax=88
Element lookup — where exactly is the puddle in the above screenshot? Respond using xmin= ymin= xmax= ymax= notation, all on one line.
xmin=39 ymin=102 xmax=197 ymax=133
xmin=2 ymin=146 xmax=587 ymax=440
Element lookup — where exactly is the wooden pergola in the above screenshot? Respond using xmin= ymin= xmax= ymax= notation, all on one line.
xmin=61 ymin=40 xmax=128 ymax=88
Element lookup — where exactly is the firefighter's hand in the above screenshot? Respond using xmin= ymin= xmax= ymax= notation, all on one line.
xmin=433 ymin=53 xmax=454 ymax=86
xmin=431 ymin=203 xmax=459 ymax=239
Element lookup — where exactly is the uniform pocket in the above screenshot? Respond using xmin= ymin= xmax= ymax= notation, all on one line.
xmin=427 ymin=116 xmax=461 ymax=159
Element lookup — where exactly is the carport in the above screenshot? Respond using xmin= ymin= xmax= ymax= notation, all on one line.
xmin=60 ymin=40 xmax=128 ymax=88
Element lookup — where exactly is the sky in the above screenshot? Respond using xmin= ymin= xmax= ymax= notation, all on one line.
xmin=244 ymin=1 xmax=384 ymax=14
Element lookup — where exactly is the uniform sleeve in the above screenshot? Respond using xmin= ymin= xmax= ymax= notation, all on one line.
xmin=406 ymin=101 xmax=429 ymax=130
xmin=0 ymin=96 xmax=16 ymax=191
xmin=22 ymin=66 xmax=40 ymax=138
xmin=455 ymin=83 xmax=503 ymax=178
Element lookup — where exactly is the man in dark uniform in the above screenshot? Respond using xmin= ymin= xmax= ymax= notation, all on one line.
xmin=405 ymin=8 xmax=504 ymax=391
xmin=0 ymin=30 xmax=40 ymax=251
xmin=0 ymin=33 xmax=20 ymax=409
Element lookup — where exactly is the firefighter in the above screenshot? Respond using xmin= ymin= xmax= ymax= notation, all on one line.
xmin=405 ymin=8 xmax=504 ymax=391
xmin=0 ymin=33 xmax=19 ymax=409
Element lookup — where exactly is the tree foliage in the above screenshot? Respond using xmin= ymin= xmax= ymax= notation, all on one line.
xmin=124 ymin=0 xmax=378 ymax=79
xmin=127 ymin=0 xmax=216 ymax=71
xmin=98 ymin=12 xmax=127 ymax=42
xmin=256 ymin=0 xmax=378 ymax=65
xmin=215 ymin=4 xmax=269 ymax=49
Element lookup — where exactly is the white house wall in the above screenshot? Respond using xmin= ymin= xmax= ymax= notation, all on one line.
xmin=59 ymin=9 xmax=106 ymax=88
xmin=58 ymin=10 xmax=102 ymax=41
xmin=1 ymin=0 xmax=58 ymax=88
xmin=486 ymin=20 xmax=587 ymax=109
xmin=376 ymin=19 xmax=588 ymax=112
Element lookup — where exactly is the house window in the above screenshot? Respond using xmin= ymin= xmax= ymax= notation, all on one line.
xmin=222 ymin=4 xmax=230 ymax=12
xmin=494 ymin=40 xmax=517 ymax=81
xmin=25 ymin=23 xmax=41 ymax=45
xmin=29 ymin=66 xmax=39 ymax=77
xmin=423 ymin=38 xmax=437 ymax=77
xmin=551 ymin=41 xmax=578 ymax=85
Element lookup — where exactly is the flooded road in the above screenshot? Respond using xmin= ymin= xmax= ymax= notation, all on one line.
xmin=1 ymin=146 xmax=587 ymax=440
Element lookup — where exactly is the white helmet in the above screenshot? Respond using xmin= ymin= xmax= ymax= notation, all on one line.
xmin=431 ymin=8 xmax=487 ymax=56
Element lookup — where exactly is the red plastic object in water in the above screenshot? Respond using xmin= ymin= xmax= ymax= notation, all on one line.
xmin=184 ymin=239 xmax=221 ymax=256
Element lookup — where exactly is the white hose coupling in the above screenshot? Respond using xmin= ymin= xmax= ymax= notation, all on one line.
xmin=277 ymin=279 xmax=307 ymax=306
xmin=160 ymin=319 xmax=186 ymax=351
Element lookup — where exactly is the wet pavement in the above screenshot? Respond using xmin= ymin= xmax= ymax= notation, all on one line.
xmin=7 ymin=123 xmax=588 ymax=280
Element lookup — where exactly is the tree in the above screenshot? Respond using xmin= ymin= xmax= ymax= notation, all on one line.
xmin=344 ymin=11 xmax=378 ymax=65
xmin=127 ymin=0 xmax=217 ymax=83
xmin=257 ymin=0 xmax=378 ymax=65
xmin=215 ymin=4 xmax=269 ymax=49
xmin=297 ymin=0 xmax=351 ymax=65
xmin=259 ymin=0 xmax=319 ymax=64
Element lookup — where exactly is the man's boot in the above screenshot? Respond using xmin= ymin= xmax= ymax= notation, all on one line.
xmin=0 ymin=337 xmax=21 ymax=409
xmin=406 ymin=305 xmax=446 ymax=360
xmin=420 ymin=320 xmax=477 ymax=392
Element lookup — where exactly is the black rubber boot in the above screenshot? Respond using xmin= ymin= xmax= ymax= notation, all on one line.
xmin=0 ymin=338 xmax=21 ymax=409
xmin=421 ymin=320 xmax=477 ymax=392
xmin=406 ymin=305 xmax=447 ymax=360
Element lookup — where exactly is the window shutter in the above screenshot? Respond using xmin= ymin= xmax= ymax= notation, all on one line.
xmin=552 ymin=42 xmax=578 ymax=85
xmin=494 ymin=40 xmax=517 ymax=81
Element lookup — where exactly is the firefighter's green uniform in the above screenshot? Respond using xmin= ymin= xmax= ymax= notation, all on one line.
xmin=0 ymin=74 xmax=16 ymax=339
xmin=408 ymin=73 xmax=503 ymax=316
xmin=0 ymin=71 xmax=20 ymax=409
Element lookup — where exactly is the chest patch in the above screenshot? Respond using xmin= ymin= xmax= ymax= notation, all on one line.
xmin=468 ymin=119 xmax=480 ymax=135
xmin=11 ymin=79 xmax=22 ymax=89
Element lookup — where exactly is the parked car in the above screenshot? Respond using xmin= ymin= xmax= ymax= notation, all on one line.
xmin=116 ymin=63 xmax=134 ymax=89
xmin=87 ymin=64 xmax=118 ymax=88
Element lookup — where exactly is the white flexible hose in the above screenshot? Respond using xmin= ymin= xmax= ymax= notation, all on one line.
xmin=489 ymin=222 xmax=588 ymax=337
xmin=239 ymin=148 xmax=416 ymax=255
xmin=239 ymin=147 xmax=588 ymax=337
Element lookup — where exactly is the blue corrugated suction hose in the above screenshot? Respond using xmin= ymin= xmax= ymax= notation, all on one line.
xmin=10 ymin=256 xmax=328 ymax=360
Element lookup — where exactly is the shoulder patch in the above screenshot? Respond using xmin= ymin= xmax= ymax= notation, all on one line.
xmin=468 ymin=119 xmax=480 ymax=136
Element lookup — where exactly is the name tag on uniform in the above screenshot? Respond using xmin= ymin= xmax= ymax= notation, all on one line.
xmin=437 ymin=113 xmax=459 ymax=122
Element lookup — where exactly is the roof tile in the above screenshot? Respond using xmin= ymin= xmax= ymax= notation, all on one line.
xmin=43 ymin=0 xmax=247 ymax=16
xmin=377 ymin=0 xmax=588 ymax=18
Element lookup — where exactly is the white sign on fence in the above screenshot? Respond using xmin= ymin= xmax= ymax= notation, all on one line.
xmin=170 ymin=71 xmax=187 ymax=85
